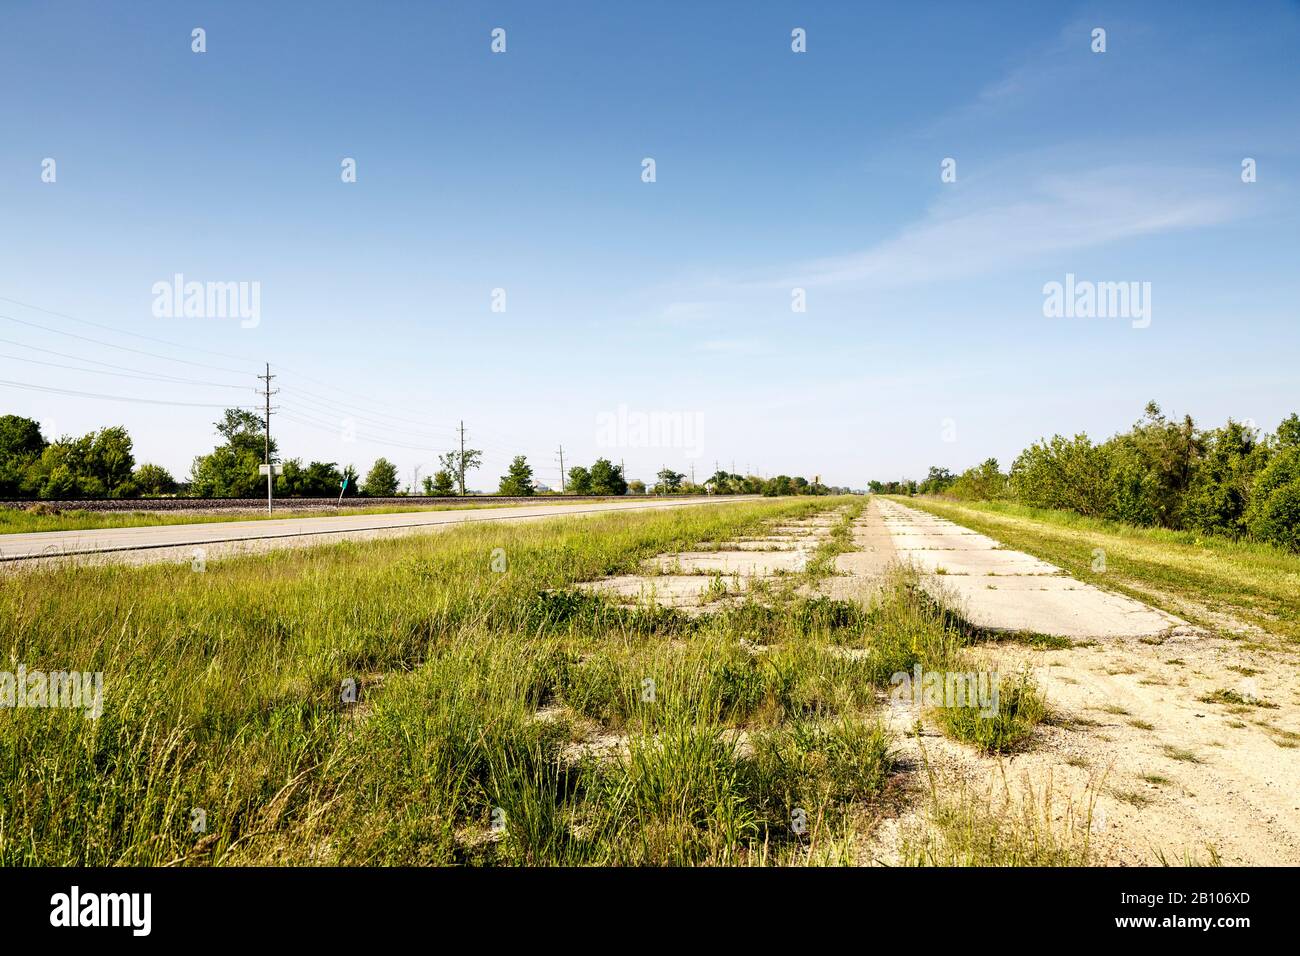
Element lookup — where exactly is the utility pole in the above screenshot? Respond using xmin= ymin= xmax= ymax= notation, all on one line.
xmin=457 ymin=420 xmax=467 ymax=496
xmin=258 ymin=363 xmax=278 ymax=514
xmin=556 ymin=444 xmax=565 ymax=494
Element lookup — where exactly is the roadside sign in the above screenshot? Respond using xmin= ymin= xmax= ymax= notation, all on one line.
xmin=258 ymin=464 xmax=284 ymax=476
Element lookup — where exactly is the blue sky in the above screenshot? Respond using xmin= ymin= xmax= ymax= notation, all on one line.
xmin=1 ymin=0 xmax=1297 ymax=489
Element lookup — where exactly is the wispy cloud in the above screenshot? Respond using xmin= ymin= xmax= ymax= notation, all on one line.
xmin=731 ymin=163 xmax=1250 ymax=294
xmin=655 ymin=162 xmax=1253 ymax=308
xmin=694 ymin=338 xmax=767 ymax=356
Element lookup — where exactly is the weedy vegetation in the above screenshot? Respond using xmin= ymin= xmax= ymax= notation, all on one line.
xmin=1 ymin=496 xmax=1046 ymax=866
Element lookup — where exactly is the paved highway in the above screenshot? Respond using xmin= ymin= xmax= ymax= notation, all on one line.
xmin=1 ymin=496 xmax=759 ymax=566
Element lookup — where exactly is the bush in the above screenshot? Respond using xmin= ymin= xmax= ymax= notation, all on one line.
xmin=922 ymin=405 xmax=1299 ymax=552
xmin=133 ymin=463 xmax=177 ymax=497
xmin=1184 ymin=420 xmax=1262 ymax=537
xmin=362 ymin=458 xmax=400 ymax=497
xmin=1246 ymin=448 xmax=1300 ymax=551
xmin=498 ymin=456 xmax=535 ymax=496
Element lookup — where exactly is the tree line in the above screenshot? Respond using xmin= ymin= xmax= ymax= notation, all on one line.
xmin=0 ymin=408 xmax=842 ymax=500
xmin=872 ymin=402 xmax=1300 ymax=552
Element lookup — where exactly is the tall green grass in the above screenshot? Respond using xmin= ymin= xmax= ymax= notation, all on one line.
xmin=0 ymin=495 xmax=1045 ymax=866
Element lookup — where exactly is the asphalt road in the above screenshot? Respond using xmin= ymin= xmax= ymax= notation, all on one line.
xmin=1 ymin=496 xmax=760 ymax=565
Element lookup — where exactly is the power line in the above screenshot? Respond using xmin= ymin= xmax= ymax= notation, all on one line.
xmin=276 ymin=394 xmax=482 ymax=448
xmin=276 ymin=376 xmax=463 ymax=436
xmin=276 ymin=368 xmax=548 ymax=453
xmin=0 ymin=341 xmax=252 ymax=389
xmin=0 ymin=311 xmax=255 ymax=375
xmin=276 ymin=411 xmax=446 ymax=453
xmin=0 ymin=294 xmax=253 ymax=363
xmin=274 ymin=385 xmax=536 ymax=460
xmin=0 ymin=296 xmax=547 ymax=457
xmin=276 ymin=403 xmax=520 ymax=461
xmin=0 ymin=378 xmax=259 ymax=408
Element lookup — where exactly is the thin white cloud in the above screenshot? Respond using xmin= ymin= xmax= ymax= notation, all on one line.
xmin=747 ymin=164 xmax=1249 ymax=292
xmin=695 ymin=338 xmax=767 ymax=356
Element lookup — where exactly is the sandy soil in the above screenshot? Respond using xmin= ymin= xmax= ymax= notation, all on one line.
xmin=850 ymin=499 xmax=1300 ymax=866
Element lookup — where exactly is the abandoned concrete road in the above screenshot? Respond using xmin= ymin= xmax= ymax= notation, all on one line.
xmin=876 ymin=498 xmax=1185 ymax=639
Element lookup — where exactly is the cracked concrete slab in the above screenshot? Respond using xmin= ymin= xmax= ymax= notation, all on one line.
xmin=646 ymin=550 xmax=809 ymax=575
xmin=712 ymin=538 xmax=810 ymax=551
xmin=876 ymin=498 xmax=1186 ymax=639
xmin=899 ymin=549 xmax=1063 ymax=576
xmin=802 ymin=499 xmax=897 ymax=604
xmin=887 ymin=531 xmax=1003 ymax=550
xmin=574 ymin=573 xmax=748 ymax=607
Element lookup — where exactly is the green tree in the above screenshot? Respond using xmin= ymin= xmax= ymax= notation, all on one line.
xmin=918 ymin=466 xmax=954 ymax=495
xmin=1010 ymin=435 xmax=1107 ymax=514
xmin=275 ymin=459 xmax=308 ymax=497
xmin=764 ymin=475 xmax=795 ymax=496
xmin=439 ymin=447 xmax=483 ymax=495
xmin=133 ymin=463 xmax=177 ymax=496
xmin=1184 ymin=420 xmax=1264 ymax=537
xmin=498 ymin=455 xmax=536 ymax=496
xmin=1244 ymin=418 xmax=1300 ymax=551
xmin=423 ymin=469 xmax=456 ymax=496
xmin=951 ymin=458 xmax=1008 ymax=502
xmin=567 ymin=465 xmax=592 ymax=495
xmin=705 ymin=470 xmax=739 ymax=495
xmin=27 ymin=427 xmax=136 ymax=498
xmin=1104 ymin=402 xmax=1202 ymax=528
xmin=656 ymin=468 xmax=684 ymax=493
xmin=276 ymin=459 xmax=345 ymax=497
xmin=91 ymin=426 xmax=135 ymax=496
xmin=34 ymin=435 xmax=100 ymax=498
xmin=0 ymin=415 xmax=47 ymax=496
xmin=189 ymin=409 xmax=273 ymax=498
xmin=1276 ymin=413 xmax=1300 ymax=449
xmin=305 ymin=461 xmax=345 ymax=496
xmin=1247 ymin=475 xmax=1300 ymax=552
xmin=588 ymin=458 xmax=627 ymax=495
xmin=362 ymin=458 xmax=400 ymax=496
